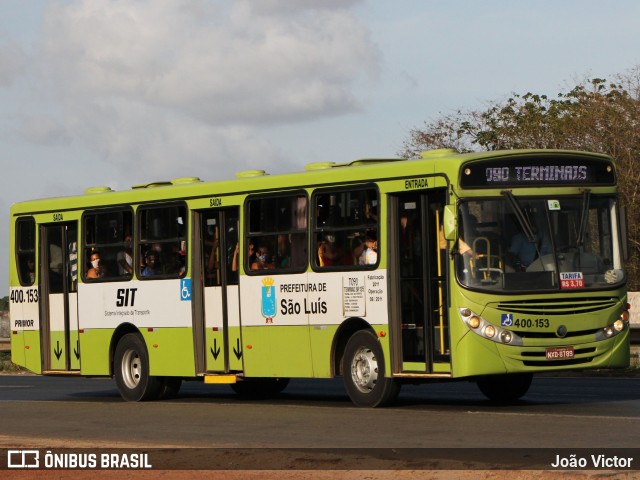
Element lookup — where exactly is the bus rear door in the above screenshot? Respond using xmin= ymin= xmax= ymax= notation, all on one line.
xmin=40 ymin=222 xmax=80 ymax=372
xmin=192 ymin=208 xmax=242 ymax=374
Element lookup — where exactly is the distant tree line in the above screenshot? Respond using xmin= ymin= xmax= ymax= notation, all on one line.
xmin=401 ymin=67 xmax=640 ymax=290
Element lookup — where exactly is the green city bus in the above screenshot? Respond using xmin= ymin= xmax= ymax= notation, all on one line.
xmin=9 ymin=149 xmax=630 ymax=407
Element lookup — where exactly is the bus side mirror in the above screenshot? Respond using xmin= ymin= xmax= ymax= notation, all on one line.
xmin=443 ymin=205 xmax=457 ymax=241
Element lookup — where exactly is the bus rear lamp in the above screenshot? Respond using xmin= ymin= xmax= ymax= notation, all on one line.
xmin=614 ymin=320 xmax=625 ymax=332
xmin=484 ymin=325 xmax=496 ymax=338
xmin=468 ymin=316 xmax=481 ymax=329
xmin=620 ymin=310 xmax=630 ymax=322
xmin=461 ymin=308 xmax=472 ymax=317
xmin=604 ymin=327 xmax=614 ymax=338
xmin=500 ymin=331 xmax=513 ymax=344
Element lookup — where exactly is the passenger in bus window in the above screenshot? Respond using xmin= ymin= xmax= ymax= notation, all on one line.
xmin=251 ymin=242 xmax=275 ymax=270
xmin=359 ymin=232 xmax=378 ymax=265
xmin=141 ymin=251 xmax=161 ymax=276
xmin=364 ymin=201 xmax=378 ymax=223
xmin=231 ymin=243 xmax=240 ymax=272
xmin=276 ymin=234 xmax=291 ymax=269
xmin=26 ymin=255 xmax=36 ymax=283
xmin=348 ymin=237 xmax=364 ymax=265
xmin=166 ymin=247 xmax=186 ymax=276
xmin=318 ymin=234 xmax=342 ymax=266
xmin=87 ymin=251 xmax=106 ymax=279
xmin=289 ymin=233 xmax=307 ymax=269
xmin=117 ymin=234 xmax=133 ymax=276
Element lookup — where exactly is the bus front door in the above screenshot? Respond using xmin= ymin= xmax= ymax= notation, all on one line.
xmin=390 ymin=191 xmax=450 ymax=373
xmin=40 ymin=222 xmax=79 ymax=372
xmin=193 ymin=208 xmax=242 ymax=374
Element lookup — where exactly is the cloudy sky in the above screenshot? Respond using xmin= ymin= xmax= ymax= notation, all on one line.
xmin=2 ymin=0 xmax=639 ymax=295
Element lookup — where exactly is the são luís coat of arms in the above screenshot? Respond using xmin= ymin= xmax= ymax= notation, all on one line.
xmin=261 ymin=277 xmax=276 ymax=323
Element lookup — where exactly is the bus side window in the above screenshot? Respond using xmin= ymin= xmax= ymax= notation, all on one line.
xmin=245 ymin=193 xmax=308 ymax=274
xmin=16 ymin=217 xmax=36 ymax=286
xmin=313 ymin=187 xmax=379 ymax=270
xmin=83 ymin=209 xmax=134 ymax=282
xmin=137 ymin=204 xmax=188 ymax=279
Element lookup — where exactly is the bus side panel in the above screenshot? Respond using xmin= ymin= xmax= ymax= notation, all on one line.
xmin=239 ymin=273 xmax=314 ymax=377
xmin=23 ymin=330 xmax=42 ymax=373
xmin=10 ymin=331 xmax=25 ymax=369
xmin=143 ymin=327 xmax=196 ymax=377
xmin=242 ymin=325 xmax=314 ymax=377
xmin=308 ymin=324 xmax=392 ymax=379
xmin=9 ymin=288 xmax=42 ymax=373
xmin=309 ymin=325 xmax=337 ymax=378
xmin=307 ymin=270 xmax=392 ymax=379
xmin=78 ymin=279 xmax=196 ymax=377
xmin=79 ymin=329 xmax=112 ymax=376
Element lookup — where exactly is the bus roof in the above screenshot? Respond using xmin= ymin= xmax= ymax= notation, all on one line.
xmin=10 ymin=149 xmax=613 ymax=216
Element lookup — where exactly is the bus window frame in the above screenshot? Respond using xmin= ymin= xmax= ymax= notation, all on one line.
xmin=243 ymin=190 xmax=309 ymax=276
xmin=136 ymin=201 xmax=189 ymax=280
xmin=311 ymin=184 xmax=381 ymax=272
xmin=82 ymin=206 xmax=135 ymax=283
xmin=15 ymin=216 xmax=37 ymax=287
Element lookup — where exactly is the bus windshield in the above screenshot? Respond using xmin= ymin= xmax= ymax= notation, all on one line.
xmin=456 ymin=194 xmax=625 ymax=292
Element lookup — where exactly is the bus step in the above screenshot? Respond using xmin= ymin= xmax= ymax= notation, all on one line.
xmin=203 ymin=374 xmax=238 ymax=385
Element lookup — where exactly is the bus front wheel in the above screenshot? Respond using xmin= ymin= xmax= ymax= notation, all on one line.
xmin=476 ymin=373 xmax=533 ymax=403
xmin=114 ymin=333 xmax=162 ymax=401
xmin=342 ymin=330 xmax=399 ymax=407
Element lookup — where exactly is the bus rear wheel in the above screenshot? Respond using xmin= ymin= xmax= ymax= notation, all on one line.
xmin=114 ymin=333 xmax=162 ymax=402
xmin=476 ymin=373 xmax=533 ymax=403
xmin=342 ymin=330 xmax=399 ymax=407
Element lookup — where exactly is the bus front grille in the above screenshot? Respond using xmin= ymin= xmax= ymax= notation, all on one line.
xmin=495 ymin=297 xmax=618 ymax=315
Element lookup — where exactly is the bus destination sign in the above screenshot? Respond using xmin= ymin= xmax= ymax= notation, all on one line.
xmin=460 ymin=156 xmax=616 ymax=188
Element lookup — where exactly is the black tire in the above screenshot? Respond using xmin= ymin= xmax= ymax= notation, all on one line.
xmin=342 ymin=330 xmax=400 ymax=407
xmin=476 ymin=373 xmax=533 ymax=403
xmin=158 ymin=377 xmax=182 ymax=400
xmin=114 ymin=333 xmax=162 ymax=402
xmin=230 ymin=378 xmax=290 ymax=398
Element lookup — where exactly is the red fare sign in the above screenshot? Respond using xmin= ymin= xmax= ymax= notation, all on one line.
xmin=560 ymin=272 xmax=584 ymax=289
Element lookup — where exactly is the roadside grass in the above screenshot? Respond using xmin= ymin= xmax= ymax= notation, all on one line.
xmin=0 ymin=351 xmax=25 ymax=373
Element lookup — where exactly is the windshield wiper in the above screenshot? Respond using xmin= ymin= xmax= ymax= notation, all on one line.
xmin=576 ymin=189 xmax=591 ymax=247
xmin=502 ymin=190 xmax=537 ymax=243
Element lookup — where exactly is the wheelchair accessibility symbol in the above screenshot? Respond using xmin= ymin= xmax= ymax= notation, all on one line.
xmin=501 ymin=313 xmax=513 ymax=327
xmin=181 ymin=279 xmax=192 ymax=301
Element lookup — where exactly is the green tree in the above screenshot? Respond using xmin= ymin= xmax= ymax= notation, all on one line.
xmin=402 ymin=68 xmax=640 ymax=289
xmin=0 ymin=296 xmax=8 ymax=311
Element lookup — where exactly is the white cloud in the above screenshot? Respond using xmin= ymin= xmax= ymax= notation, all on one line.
xmin=7 ymin=0 xmax=378 ymax=180
xmin=0 ymin=42 xmax=28 ymax=87
xmin=41 ymin=0 xmax=377 ymax=123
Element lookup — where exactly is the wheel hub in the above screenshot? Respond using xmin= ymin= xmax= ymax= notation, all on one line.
xmin=350 ymin=347 xmax=378 ymax=393
xmin=121 ymin=348 xmax=142 ymax=389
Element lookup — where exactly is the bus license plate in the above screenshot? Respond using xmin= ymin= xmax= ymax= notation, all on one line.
xmin=546 ymin=346 xmax=575 ymax=360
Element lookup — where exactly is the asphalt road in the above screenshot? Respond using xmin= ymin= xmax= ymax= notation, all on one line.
xmin=1 ymin=373 xmax=639 ymax=451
